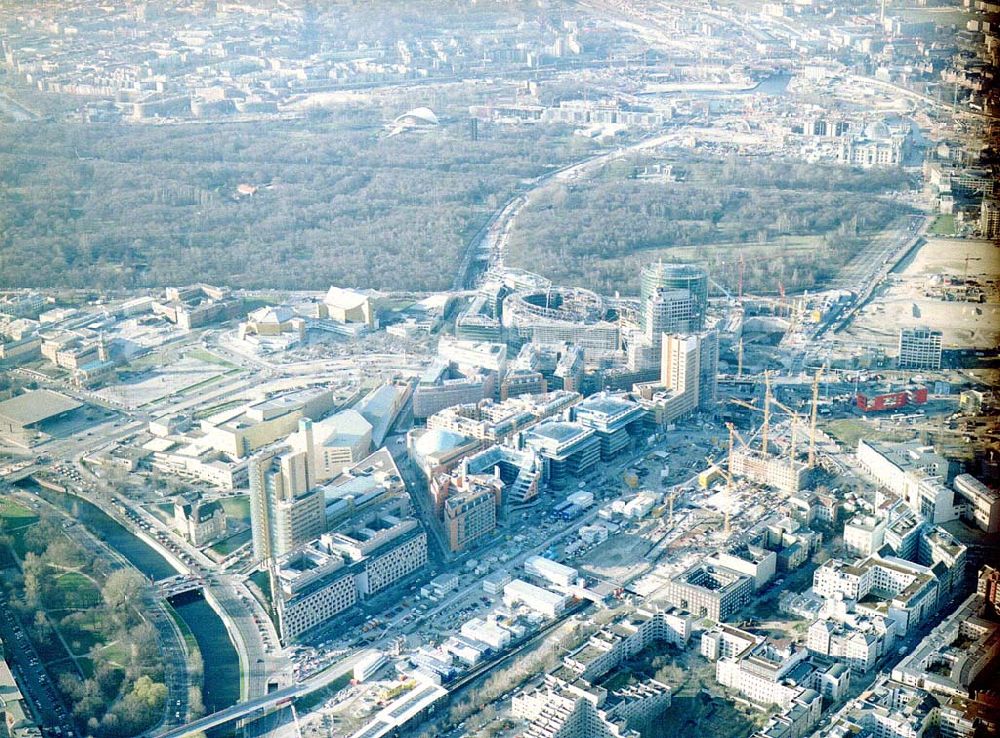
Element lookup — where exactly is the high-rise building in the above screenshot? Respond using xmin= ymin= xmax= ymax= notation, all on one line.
xmin=898 ymin=327 xmax=942 ymax=370
xmin=248 ymin=445 xmax=326 ymax=562
xmin=980 ymin=199 xmax=1000 ymax=240
xmin=660 ymin=329 xmax=718 ymax=414
xmin=640 ymin=262 xmax=706 ymax=337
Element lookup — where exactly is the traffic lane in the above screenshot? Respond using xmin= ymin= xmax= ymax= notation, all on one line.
xmin=0 ymin=594 xmax=78 ymax=736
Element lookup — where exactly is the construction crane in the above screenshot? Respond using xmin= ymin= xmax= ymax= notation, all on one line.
xmin=737 ymin=336 xmax=744 ymax=378
xmin=963 ymin=255 xmax=982 ymax=282
xmin=666 ymin=486 xmax=679 ymax=526
xmin=705 ymin=455 xmax=733 ymax=536
xmin=762 ymin=371 xmax=771 ymax=457
xmin=808 ymin=368 xmax=823 ymax=468
xmin=730 ymin=384 xmax=809 ymax=462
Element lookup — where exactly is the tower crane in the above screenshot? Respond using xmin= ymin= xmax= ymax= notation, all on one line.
xmin=808 ymin=368 xmax=823 ymax=468
xmin=705 ymin=455 xmax=733 ymax=536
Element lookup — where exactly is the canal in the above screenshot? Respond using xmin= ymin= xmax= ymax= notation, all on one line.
xmin=21 ymin=481 xmax=242 ymax=713
xmin=170 ymin=591 xmax=243 ymax=714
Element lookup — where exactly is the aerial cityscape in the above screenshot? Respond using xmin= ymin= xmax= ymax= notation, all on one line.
xmin=0 ymin=2 xmax=997 ymax=738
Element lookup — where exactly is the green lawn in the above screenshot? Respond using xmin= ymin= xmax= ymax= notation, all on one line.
xmin=186 ymin=348 xmax=237 ymax=368
xmin=210 ymin=529 xmax=251 ymax=556
xmin=59 ymin=616 xmax=107 ymax=656
xmin=822 ymin=418 xmax=915 ymax=449
xmin=54 ymin=571 xmax=102 ymax=609
xmin=0 ymin=498 xmax=38 ymax=530
xmin=929 ymin=214 xmax=956 ymax=236
xmin=295 ymin=672 xmax=352 ymax=712
xmin=219 ymin=496 xmax=251 ymax=525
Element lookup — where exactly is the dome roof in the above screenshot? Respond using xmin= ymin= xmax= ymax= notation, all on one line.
xmin=414 ymin=428 xmax=469 ymax=457
xmin=393 ymin=107 xmax=439 ymax=126
xmin=863 ymin=121 xmax=891 ymax=140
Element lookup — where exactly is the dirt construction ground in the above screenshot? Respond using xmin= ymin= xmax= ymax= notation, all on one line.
xmin=844 ymin=238 xmax=1000 ymax=351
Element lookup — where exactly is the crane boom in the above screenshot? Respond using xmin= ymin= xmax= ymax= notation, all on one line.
xmin=809 ymin=368 xmax=822 ymax=468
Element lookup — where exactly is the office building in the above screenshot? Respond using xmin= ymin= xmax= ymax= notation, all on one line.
xmin=637 ymin=328 xmax=719 ymax=426
xmin=639 ymin=262 xmax=707 ymax=325
xmin=857 ymin=440 xmax=960 ymax=524
xmin=441 ymin=471 xmax=503 ymax=553
xmin=248 ymin=445 xmax=325 ymax=562
xmin=462 ymin=443 xmax=543 ymax=506
xmin=412 ymin=360 xmax=496 ymax=419
xmin=503 ymin=579 xmax=569 ymax=618
xmin=953 ymin=474 xmax=1000 ymax=533
xmin=273 ymin=500 xmax=427 ymax=641
xmin=980 ymin=198 xmax=1000 ymax=240
xmin=705 ymin=543 xmax=778 ymax=590
xmin=524 ymin=421 xmax=601 ymax=488
xmin=321 ymin=448 xmax=409 ymax=529
xmin=664 ymin=562 xmax=754 ymax=622
xmin=898 ymin=327 xmax=942 ymax=370
xmin=812 ymin=556 xmax=940 ymax=635
xmin=524 ymin=555 xmax=578 ymax=588
xmin=572 ymin=393 xmax=645 ymax=460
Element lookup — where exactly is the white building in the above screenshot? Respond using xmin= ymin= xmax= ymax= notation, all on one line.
xmin=898 ymin=327 xmax=942 ymax=370
xmin=524 ymin=555 xmax=578 ymax=588
xmin=502 ymin=579 xmax=569 ymax=618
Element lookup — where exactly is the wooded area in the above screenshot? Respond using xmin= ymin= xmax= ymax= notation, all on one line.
xmin=505 ymin=153 xmax=912 ymax=295
xmin=0 ymin=114 xmax=589 ymax=291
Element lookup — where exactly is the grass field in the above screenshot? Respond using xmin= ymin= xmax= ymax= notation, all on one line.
xmin=186 ymin=348 xmax=238 ymax=369
xmin=0 ymin=498 xmax=38 ymax=530
xmin=210 ymin=529 xmax=251 ymax=556
xmin=219 ymin=495 xmax=251 ymax=525
xmin=822 ymin=418 xmax=916 ymax=449
xmin=54 ymin=571 xmax=102 ymax=609
xmin=929 ymin=214 xmax=956 ymax=236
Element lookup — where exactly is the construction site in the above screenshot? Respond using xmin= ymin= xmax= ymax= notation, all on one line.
xmin=841 ymin=237 xmax=1000 ymax=353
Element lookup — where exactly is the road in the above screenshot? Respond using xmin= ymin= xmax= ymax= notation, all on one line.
xmin=0 ymin=590 xmax=78 ymax=737
xmin=152 ymin=651 xmax=366 ymax=738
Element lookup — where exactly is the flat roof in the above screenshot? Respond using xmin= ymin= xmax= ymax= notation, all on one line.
xmin=0 ymin=389 xmax=83 ymax=428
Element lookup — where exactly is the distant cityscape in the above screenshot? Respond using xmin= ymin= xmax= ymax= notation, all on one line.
xmin=0 ymin=3 xmax=998 ymax=738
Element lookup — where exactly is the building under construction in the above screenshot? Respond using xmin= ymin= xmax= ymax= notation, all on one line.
xmin=729 ymin=446 xmax=810 ymax=494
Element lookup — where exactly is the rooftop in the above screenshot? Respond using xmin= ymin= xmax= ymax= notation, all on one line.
xmin=0 ymin=389 xmax=83 ymax=428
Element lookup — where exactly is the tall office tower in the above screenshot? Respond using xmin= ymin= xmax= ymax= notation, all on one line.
xmin=697 ymin=329 xmax=719 ymax=411
xmin=661 ymin=329 xmax=719 ymax=415
xmin=249 ymin=445 xmax=325 ymax=563
xmin=898 ymin=327 xmax=942 ymax=370
xmin=640 ymin=262 xmax=708 ymax=357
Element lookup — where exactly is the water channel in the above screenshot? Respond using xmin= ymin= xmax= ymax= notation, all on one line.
xmin=21 ymin=481 xmax=242 ymax=713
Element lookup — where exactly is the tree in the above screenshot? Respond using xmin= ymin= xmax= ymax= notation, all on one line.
xmin=101 ymin=569 xmax=147 ymax=611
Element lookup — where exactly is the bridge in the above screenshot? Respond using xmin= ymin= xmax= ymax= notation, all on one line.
xmin=151 ymin=653 xmax=362 ymax=738
xmin=156 ymin=576 xmax=205 ymax=599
